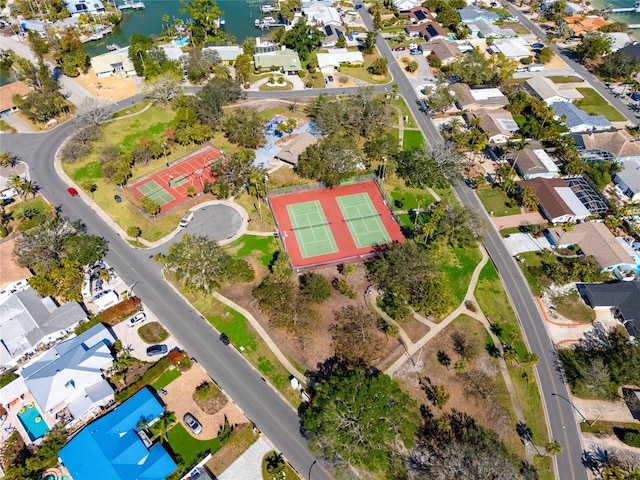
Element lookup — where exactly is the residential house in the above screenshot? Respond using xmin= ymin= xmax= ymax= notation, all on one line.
xmin=547 ymin=222 xmax=637 ymax=271
xmin=572 ymin=129 xmax=640 ymax=163
xmin=0 ymin=287 xmax=87 ymax=367
xmin=606 ymin=32 xmax=633 ymax=53
xmin=618 ymin=42 xmax=640 ymax=62
xmin=320 ymin=24 xmax=345 ymax=47
xmin=157 ymin=43 xmax=184 ymax=62
xmin=525 ymin=76 xmax=583 ymax=105
xmin=488 ymin=37 xmax=532 ymax=60
xmin=457 ymin=5 xmax=499 ymax=24
xmin=579 ymin=282 xmax=640 ymax=335
xmin=465 ymin=108 xmax=519 ymax=144
xmin=19 ymin=20 xmax=48 ymax=35
xmin=393 ymin=0 xmax=420 ymax=10
xmin=65 ymin=0 xmax=105 ymax=15
xmin=59 ymin=388 xmax=178 ymax=480
xmin=421 ymin=39 xmax=460 ymax=65
xmin=508 ymin=142 xmax=560 ymax=179
xmin=316 ymin=48 xmax=364 ymax=74
xmin=91 ymin=50 xmax=136 ymax=78
xmin=21 ymin=323 xmax=115 ymax=421
xmin=405 ymin=22 xmax=447 ymax=41
xmin=516 ymin=177 xmax=591 ymax=224
xmin=563 ymin=15 xmax=609 ymax=36
xmin=254 ymin=49 xmax=302 ymax=74
xmin=542 ymin=0 xmax=584 ymax=15
xmin=303 ymin=3 xmax=342 ymax=26
xmin=614 ymin=160 xmax=640 ymax=202
xmin=551 ymin=101 xmax=611 ymax=133
xmin=398 ymin=6 xmax=434 ymax=24
xmin=0 ymin=81 xmax=30 ymax=116
xmin=467 ymin=19 xmax=516 ymax=38
xmin=203 ymin=45 xmax=243 ymax=64
xmin=450 ymin=83 xmax=508 ymax=110
xmin=274 ymin=133 xmax=319 ymax=165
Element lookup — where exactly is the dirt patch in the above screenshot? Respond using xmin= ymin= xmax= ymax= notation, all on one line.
xmin=544 ymin=53 xmax=567 ymax=70
xmin=207 ymin=424 xmax=259 ymax=476
xmin=138 ymin=322 xmax=169 ymax=344
xmin=394 ymin=316 xmax=520 ymax=453
xmin=73 ymin=69 xmax=140 ymax=101
xmin=399 ymin=56 xmax=419 ymax=76
xmin=193 ymin=381 xmax=228 ymax=415
xmin=336 ymin=76 xmax=357 ymax=87
xmin=403 ymin=318 xmax=430 ymax=343
xmin=0 ymin=237 xmax=31 ymax=289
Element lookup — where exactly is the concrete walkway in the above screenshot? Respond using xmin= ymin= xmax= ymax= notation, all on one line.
xmin=385 ymin=244 xmax=543 ymax=462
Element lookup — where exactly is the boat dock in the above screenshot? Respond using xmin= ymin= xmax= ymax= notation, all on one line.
xmin=118 ymin=1 xmax=145 ymax=10
xmin=611 ymin=2 xmax=640 ymax=13
xmin=255 ymin=16 xmax=286 ymax=28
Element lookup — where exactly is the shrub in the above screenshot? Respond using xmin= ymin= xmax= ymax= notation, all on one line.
xmin=624 ymin=431 xmax=640 ymax=448
xmin=167 ymin=350 xmax=184 ymax=364
xmin=76 ymin=297 xmax=142 ymax=335
xmin=333 ymin=278 xmax=357 ymax=299
xmin=115 ymin=359 xmax=171 ymax=402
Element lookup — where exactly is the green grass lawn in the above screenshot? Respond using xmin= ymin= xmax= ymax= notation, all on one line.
xmin=167 ymin=423 xmax=222 ymax=469
xmin=392 ymin=97 xmax=417 ymax=128
xmin=533 ymin=454 xmax=554 ymax=480
xmin=151 ymin=368 xmax=181 ymax=390
xmin=548 ymin=75 xmax=584 ymax=84
xmin=551 ymin=290 xmax=595 ymax=323
xmin=476 ymin=187 xmax=521 ymax=217
xmin=576 ymin=88 xmax=626 ymax=122
xmin=388 ymin=186 xmax=435 ymax=211
xmin=0 ymin=120 xmax=13 ymax=132
xmin=474 ymin=262 xmax=550 ymax=450
xmin=225 ymin=235 xmax=278 ymax=267
xmin=403 ymin=130 xmax=424 ymax=149
xmin=433 ymin=244 xmax=483 ymax=310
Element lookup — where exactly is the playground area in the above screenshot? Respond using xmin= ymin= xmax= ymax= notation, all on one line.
xmin=269 ymin=180 xmax=404 ymax=271
xmin=128 ymin=147 xmax=224 ymax=213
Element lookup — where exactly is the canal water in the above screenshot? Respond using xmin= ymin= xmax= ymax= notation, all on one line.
xmin=84 ymin=0 xmax=268 ymax=56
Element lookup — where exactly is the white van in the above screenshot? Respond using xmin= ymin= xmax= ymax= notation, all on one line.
xmin=0 ymin=188 xmax=18 ymax=200
xmin=528 ymin=64 xmax=544 ymax=72
xmin=179 ymin=211 xmax=194 ymax=227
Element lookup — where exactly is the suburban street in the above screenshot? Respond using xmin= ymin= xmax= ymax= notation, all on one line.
xmin=355 ymin=7 xmax=588 ymax=479
xmin=0 ymin=123 xmax=332 ymax=480
xmin=505 ymin=2 xmax=639 ymax=125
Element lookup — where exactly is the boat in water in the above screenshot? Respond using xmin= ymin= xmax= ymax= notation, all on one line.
xmin=215 ymin=17 xmax=226 ymax=28
xmin=106 ymin=43 xmax=121 ymax=51
xmin=254 ymin=19 xmax=260 ymax=26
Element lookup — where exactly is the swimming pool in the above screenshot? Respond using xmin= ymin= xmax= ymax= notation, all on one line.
xmin=17 ymin=404 xmax=49 ymax=441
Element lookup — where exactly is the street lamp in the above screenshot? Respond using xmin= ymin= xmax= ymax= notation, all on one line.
xmin=551 ymin=392 xmax=588 ymax=423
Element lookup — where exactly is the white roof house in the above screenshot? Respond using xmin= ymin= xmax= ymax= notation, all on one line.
xmin=468 ymin=19 xmax=515 ymax=38
xmin=393 ymin=0 xmax=420 ymax=10
xmin=64 ymin=0 xmax=105 ymax=16
xmin=157 ymin=43 xmax=185 ymax=62
xmin=91 ymin=50 xmax=137 ymax=78
xmin=614 ymin=160 xmax=640 ymax=202
xmin=316 ymin=48 xmax=364 ymax=73
xmin=0 ymin=287 xmax=87 ymax=367
xmin=606 ymin=32 xmax=633 ymax=53
xmin=303 ymin=4 xmax=342 ymax=26
xmin=488 ymin=37 xmax=531 ymax=60
xmin=203 ymin=45 xmax=243 ymax=62
xmin=22 ymin=323 xmax=115 ymax=420
xmin=526 ymin=76 xmax=584 ymax=105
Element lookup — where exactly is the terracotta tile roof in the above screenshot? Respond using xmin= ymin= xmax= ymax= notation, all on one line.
xmin=563 ymin=15 xmax=609 ymax=35
xmin=0 ymin=81 xmax=30 ymax=113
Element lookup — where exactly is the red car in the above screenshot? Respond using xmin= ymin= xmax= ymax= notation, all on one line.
xmin=67 ymin=187 xmax=79 ymax=196
xmin=396 ymin=46 xmax=406 ymax=51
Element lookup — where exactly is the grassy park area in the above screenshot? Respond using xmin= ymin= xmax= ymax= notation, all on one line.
xmin=402 ymin=130 xmax=425 ymax=149
xmin=476 ymin=187 xmax=521 ymax=217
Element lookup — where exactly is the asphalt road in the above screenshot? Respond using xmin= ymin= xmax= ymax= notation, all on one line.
xmin=1 ymin=124 xmax=332 ymax=479
xmin=357 ymin=7 xmax=588 ymax=479
xmin=505 ymin=2 xmax=638 ymax=125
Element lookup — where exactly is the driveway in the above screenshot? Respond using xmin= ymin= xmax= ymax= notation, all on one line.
xmin=218 ymin=436 xmax=273 ymax=480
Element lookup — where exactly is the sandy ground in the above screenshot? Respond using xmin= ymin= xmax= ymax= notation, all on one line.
xmin=162 ymin=364 xmax=247 ymax=440
xmin=399 ymin=56 xmax=419 ymax=76
xmin=0 ymin=237 xmax=31 ymax=289
xmin=545 ymin=53 xmax=568 ymax=70
xmin=73 ymin=69 xmax=140 ymax=102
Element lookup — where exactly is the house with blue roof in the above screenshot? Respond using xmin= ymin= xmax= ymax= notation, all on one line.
xmin=59 ymin=388 xmax=177 ymax=480
xmin=457 ymin=5 xmax=499 ymax=24
xmin=551 ymin=101 xmax=611 ymax=133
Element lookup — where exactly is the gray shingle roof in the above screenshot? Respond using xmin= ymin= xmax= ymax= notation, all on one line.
xmin=581 ymin=282 xmax=640 ymax=324
xmin=457 ymin=5 xmax=499 ymax=23
xmin=615 ymin=160 xmax=640 ymax=195
xmin=551 ymin=101 xmax=611 ymax=129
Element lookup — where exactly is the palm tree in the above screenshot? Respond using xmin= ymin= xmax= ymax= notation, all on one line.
xmin=214 ymin=65 xmax=230 ymax=79
xmin=7 ymin=175 xmax=24 ymax=197
xmin=524 ymin=352 xmax=539 ymax=365
xmin=545 ymin=439 xmax=562 ymax=456
xmin=20 ymin=180 xmax=36 ymax=198
xmin=0 ymin=151 xmax=17 ymax=167
xmin=155 ymin=411 xmax=174 ymax=443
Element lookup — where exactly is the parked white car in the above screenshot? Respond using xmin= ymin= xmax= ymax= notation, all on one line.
xmin=127 ymin=312 xmax=146 ymax=328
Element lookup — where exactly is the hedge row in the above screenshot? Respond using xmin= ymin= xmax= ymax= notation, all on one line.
xmin=75 ymin=297 xmax=142 ymax=335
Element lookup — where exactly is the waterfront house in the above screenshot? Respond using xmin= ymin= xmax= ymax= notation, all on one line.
xmin=303 ymin=3 xmax=342 ymax=26
xmin=203 ymin=45 xmax=243 ymax=64
xmin=563 ymin=15 xmax=609 ymax=37
xmin=91 ymin=50 xmax=136 ymax=78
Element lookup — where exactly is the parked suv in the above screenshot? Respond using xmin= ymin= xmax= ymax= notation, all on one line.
xmin=183 ymin=413 xmax=203 ymax=435
xmin=127 ymin=312 xmax=146 ymax=328
xmin=146 ymin=344 xmax=168 ymax=357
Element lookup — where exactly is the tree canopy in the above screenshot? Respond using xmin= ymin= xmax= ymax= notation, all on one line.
xmin=295 ymin=134 xmax=365 ymax=186
xmin=192 ymin=78 xmax=244 ymax=129
xmin=161 ymin=234 xmax=254 ymax=293
xmin=396 ymin=142 xmax=464 ymax=188
xmin=302 ymin=366 xmax=419 ymax=478
xmin=443 ymin=49 xmax=517 ymax=86
xmin=282 ymin=22 xmax=325 ymax=61
xmin=180 ymin=0 xmax=223 ymax=36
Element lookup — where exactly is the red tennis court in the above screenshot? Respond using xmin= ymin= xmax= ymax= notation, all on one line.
xmin=128 ymin=146 xmax=224 ymax=212
xmin=269 ymin=181 xmax=405 ymax=271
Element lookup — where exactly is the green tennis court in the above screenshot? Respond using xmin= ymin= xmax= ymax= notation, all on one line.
xmin=337 ymin=193 xmax=392 ymax=248
xmin=137 ymin=180 xmax=175 ymax=207
xmin=287 ymin=201 xmax=339 ymax=258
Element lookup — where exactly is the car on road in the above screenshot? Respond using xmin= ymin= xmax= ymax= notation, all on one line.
xmin=146 ymin=344 xmax=168 ymax=356
xmin=531 ymin=43 xmax=544 ymax=49
xmin=179 ymin=211 xmax=194 ymax=227
xmin=395 ymin=46 xmax=406 ymax=51
xmin=220 ymin=333 xmax=230 ymax=345
xmin=52 ymin=66 xmax=62 ymax=80
xmin=67 ymin=187 xmax=79 ymax=196
xmin=127 ymin=311 xmax=146 ymax=328
xmin=355 ymin=3 xmax=363 ymax=8
xmin=183 ymin=413 xmax=202 ymax=435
